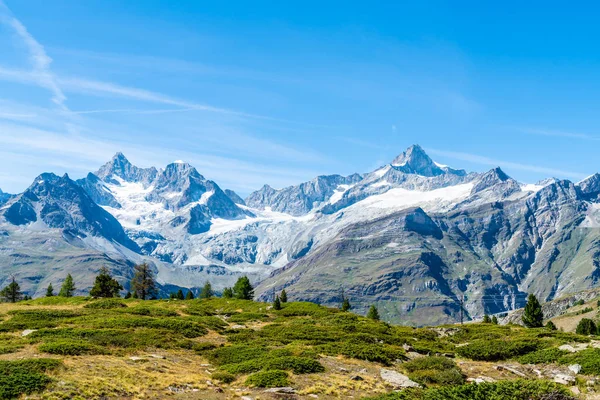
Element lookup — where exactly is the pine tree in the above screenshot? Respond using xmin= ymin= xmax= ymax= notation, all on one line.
xmin=545 ymin=321 xmax=557 ymax=330
xmin=273 ymin=295 xmax=282 ymax=310
xmin=522 ymin=294 xmax=544 ymax=328
xmin=491 ymin=316 xmax=499 ymax=325
xmin=45 ymin=283 xmax=54 ymax=297
xmin=169 ymin=292 xmax=176 ymax=299
xmin=200 ymin=282 xmax=213 ymax=299
xmin=59 ymin=274 xmax=76 ymax=298
xmin=130 ymin=263 xmax=156 ymax=300
xmin=222 ymin=287 xmax=233 ymax=299
xmin=367 ymin=305 xmax=380 ymax=320
xmin=185 ymin=290 xmax=194 ymax=300
xmin=176 ymin=289 xmax=185 ymax=300
xmin=90 ymin=267 xmax=123 ymax=298
xmin=483 ymin=314 xmax=491 ymax=323
xmin=0 ymin=277 xmax=23 ymax=303
xmin=341 ymin=298 xmax=351 ymax=312
xmin=132 ymin=291 xmax=138 ymax=299
xmin=576 ymin=318 xmax=597 ymax=335
xmin=280 ymin=289 xmax=288 ymax=303
xmin=124 ymin=291 xmax=132 ymax=299
xmin=233 ymin=276 xmax=254 ymax=300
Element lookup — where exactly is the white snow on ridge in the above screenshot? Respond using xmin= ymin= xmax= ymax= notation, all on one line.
xmin=199 ymin=190 xmax=214 ymax=205
xmin=329 ymin=184 xmax=353 ymax=204
xmin=373 ymin=165 xmax=391 ymax=177
xmin=434 ymin=161 xmax=449 ymax=168
xmin=356 ymin=183 xmax=474 ymax=212
xmin=521 ymin=183 xmax=544 ymax=193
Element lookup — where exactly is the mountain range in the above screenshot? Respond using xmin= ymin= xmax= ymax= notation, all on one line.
xmin=1 ymin=144 xmax=599 ymax=325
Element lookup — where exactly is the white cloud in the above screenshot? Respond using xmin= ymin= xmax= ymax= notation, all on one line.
xmin=427 ymin=148 xmax=587 ymax=180
xmin=0 ymin=1 xmax=67 ymax=109
xmin=518 ymin=127 xmax=600 ymax=141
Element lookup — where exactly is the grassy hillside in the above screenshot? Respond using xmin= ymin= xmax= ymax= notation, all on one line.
xmin=0 ymin=297 xmax=598 ymax=399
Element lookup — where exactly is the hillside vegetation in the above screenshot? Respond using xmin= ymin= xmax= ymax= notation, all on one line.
xmin=1 ymin=297 xmax=599 ymax=399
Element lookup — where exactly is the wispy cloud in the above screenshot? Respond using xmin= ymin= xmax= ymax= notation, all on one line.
xmin=427 ymin=148 xmax=587 ymax=180
xmin=518 ymin=127 xmax=600 ymax=141
xmin=0 ymin=1 xmax=67 ymax=109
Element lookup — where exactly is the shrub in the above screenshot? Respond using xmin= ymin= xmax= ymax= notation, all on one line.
xmin=317 ymin=342 xmax=404 ymax=365
xmin=408 ymin=368 xmax=465 ymax=386
xmin=245 ymin=370 xmax=289 ymax=388
xmin=576 ymin=318 xmax=597 ymax=335
xmin=517 ymin=348 xmax=568 ymax=364
xmin=456 ymin=339 xmax=539 ymax=361
xmin=193 ymin=342 xmax=217 ymax=352
xmin=122 ymin=306 xmax=178 ymax=317
xmin=0 ymin=359 xmax=61 ymax=399
xmin=366 ymin=379 xmax=572 ymax=400
xmin=84 ymin=298 xmax=127 ymax=309
xmin=559 ymin=348 xmax=600 ymax=374
xmin=211 ymin=371 xmax=235 ymax=384
xmin=403 ymin=357 xmax=457 ymax=373
xmin=38 ymin=340 xmax=109 ymax=356
xmin=264 ymin=356 xmax=325 ymax=374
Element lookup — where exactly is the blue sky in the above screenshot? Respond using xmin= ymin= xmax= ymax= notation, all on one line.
xmin=1 ymin=1 xmax=599 ymax=195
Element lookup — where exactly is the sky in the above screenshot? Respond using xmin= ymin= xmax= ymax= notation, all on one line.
xmin=1 ymin=1 xmax=599 ymax=196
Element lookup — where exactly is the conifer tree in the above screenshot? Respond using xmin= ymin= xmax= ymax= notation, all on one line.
xmin=176 ymin=289 xmax=185 ymax=300
xmin=124 ymin=291 xmax=132 ymax=299
xmin=233 ymin=276 xmax=254 ymax=300
xmin=222 ymin=287 xmax=233 ymax=299
xmin=90 ymin=267 xmax=123 ymax=298
xmin=367 ymin=305 xmax=380 ymax=320
xmin=491 ymin=315 xmax=498 ymax=325
xmin=522 ymin=294 xmax=544 ymax=328
xmin=59 ymin=274 xmax=76 ymax=298
xmin=132 ymin=291 xmax=138 ymax=299
xmin=185 ymin=290 xmax=194 ymax=300
xmin=483 ymin=314 xmax=491 ymax=323
xmin=45 ymin=283 xmax=54 ymax=297
xmin=545 ymin=321 xmax=557 ymax=330
xmin=200 ymin=282 xmax=213 ymax=299
xmin=1 ymin=277 xmax=23 ymax=303
xmin=130 ymin=263 xmax=156 ymax=300
xmin=576 ymin=318 xmax=597 ymax=335
xmin=341 ymin=298 xmax=351 ymax=311
xmin=280 ymin=289 xmax=288 ymax=303
xmin=273 ymin=295 xmax=282 ymax=310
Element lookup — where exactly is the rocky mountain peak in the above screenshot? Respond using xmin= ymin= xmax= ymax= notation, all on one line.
xmin=96 ymin=152 xmax=158 ymax=185
xmin=578 ymin=173 xmax=600 ymax=200
xmin=391 ymin=145 xmax=446 ymax=177
xmin=162 ymin=161 xmax=204 ymax=182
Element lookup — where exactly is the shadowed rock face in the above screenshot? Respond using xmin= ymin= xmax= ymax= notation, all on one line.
xmin=224 ymin=189 xmax=245 ymax=205
xmin=2 ymin=173 xmax=138 ymax=251
xmin=96 ymin=152 xmax=158 ymax=186
xmin=0 ymin=188 xmax=11 ymax=206
xmin=245 ymin=174 xmax=363 ymax=216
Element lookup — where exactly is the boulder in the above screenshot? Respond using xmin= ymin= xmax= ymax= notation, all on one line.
xmin=380 ymin=368 xmax=420 ymax=388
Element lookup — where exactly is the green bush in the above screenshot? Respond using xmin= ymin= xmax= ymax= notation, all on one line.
xmin=317 ymin=342 xmax=404 ymax=365
xmin=245 ymin=370 xmax=289 ymax=388
xmin=576 ymin=318 xmax=597 ymax=335
xmin=0 ymin=309 xmax=81 ymax=331
xmin=207 ymin=345 xmax=269 ymax=365
xmin=38 ymin=340 xmax=109 ymax=355
xmin=263 ymin=356 xmax=324 ymax=374
xmin=211 ymin=371 xmax=236 ymax=384
xmin=517 ymin=348 xmax=568 ymax=364
xmin=403 ymin=357 xmax=457 ymax=373
xmin=193 ymin=342 xmax=217 ymax=352
xmin=408 ymin=369 xmax=465 ymax=386
xmin=559 ymin=348 xmax=600 ymax=374
xmin=367 ymin=379 xmax=572 ymax=400
xmin=0 ymin=359 xmax=62 ymax=400
xmin=122 ymin=305 xmax=179 ymax=317
xmin=228 ymin=312 xmax=269 ymax=323
xmin=84 ymin=298 xmax=127 ymax=309
xmin=456 ymin=339 xmax=540 ymax=361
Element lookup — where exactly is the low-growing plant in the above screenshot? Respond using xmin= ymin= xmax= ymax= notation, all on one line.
xmin=316 ymin=341 xmax=404 ymax=365
xmin=456 ymin=339 xmax=540 ymax=361
xmin=559 ymin=348 xmax=600 ymax=374
xmin=38 ymin=340 xmax=109 ymax=355
xmin=366 ymin=379 xmax=573 ymax=400
xmin=0 ymin=359 xmax=62 ymax=399
xmin=517 ymin=348 xmax=568 ymax=364
xmin=84 ymin=298 xmax=127 ymax=309
xmin=245 ymin=370 xmax=289 ymax=388
xmin=211 ymin=371 xmax=235 ymax=384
